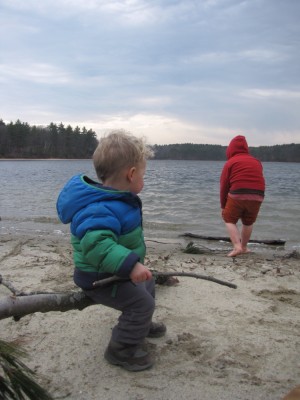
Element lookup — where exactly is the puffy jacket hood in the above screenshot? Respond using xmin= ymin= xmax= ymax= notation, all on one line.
xmin=56 ymin=174 xmax=140 ymax=225
xmin=226 ymin=135 xmax=249 ymax=159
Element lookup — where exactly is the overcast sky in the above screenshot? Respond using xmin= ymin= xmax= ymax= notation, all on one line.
xmin=1 ymin=0 xmax=300 ymax=146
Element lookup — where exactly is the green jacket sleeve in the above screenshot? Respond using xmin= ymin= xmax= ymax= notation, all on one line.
xmin=78 ymin=229 xmax=140 ymax=276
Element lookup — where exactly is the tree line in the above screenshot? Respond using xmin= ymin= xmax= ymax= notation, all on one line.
xmin=152 ymin=143 xmax=300 ymax=162
xmin=0 ymin=119 xmax=98 ymax=159
xmin=0 ymin=119 xmax=299 ymax=161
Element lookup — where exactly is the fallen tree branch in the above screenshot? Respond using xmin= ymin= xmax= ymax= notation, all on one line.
xmin=0 ymin=292 xmax=93 ymax=321
xmin=0 ymin=269 xmax=236 ymax=322
xmin=180 ymin=233 xmax=286 ymax=246
xmin=93 ymin=270 xmax=237 ymax=289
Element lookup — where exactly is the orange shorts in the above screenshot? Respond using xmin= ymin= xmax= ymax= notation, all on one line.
xmin=222 ymin=197 xmax=262 ymax=226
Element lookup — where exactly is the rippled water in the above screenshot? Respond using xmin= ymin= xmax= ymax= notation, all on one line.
xmin=1 ymin=159 xmax=299 ymax=251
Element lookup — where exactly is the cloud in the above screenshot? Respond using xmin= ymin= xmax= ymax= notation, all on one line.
xmin=0 ymin=0 xmax=164 ymax=25
xmin=0 ymin=63 xmax=71 ymax=84
xmin=1 ymin=0 xmax=300 ymax=146
xmin=61 ymin=112 xmax=241 ymax=146
xmin=239 ymin=48 xmax=289 ymax=63
xmin=240 ymin=88 xmax=300 ymax=100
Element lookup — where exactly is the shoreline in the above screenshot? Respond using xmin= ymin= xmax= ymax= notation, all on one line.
xmin=0 ymin=158 xmax=91 ymax=161
xmin=1 ymin=158 xmax=300 ymax=163
xmin=0 ymin=233 xmax=299 ymax=399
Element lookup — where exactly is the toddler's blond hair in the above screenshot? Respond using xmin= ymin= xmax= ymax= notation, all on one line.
xmin=93 ymin=130 xmax=153 ymax=182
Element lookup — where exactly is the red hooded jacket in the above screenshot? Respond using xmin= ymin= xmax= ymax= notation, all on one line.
xmin=220 ymin=135 xmax=265 ymax=209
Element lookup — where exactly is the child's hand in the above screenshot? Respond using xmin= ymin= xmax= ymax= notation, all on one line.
xmin=130 ymin=262 xmax=152 ymax=283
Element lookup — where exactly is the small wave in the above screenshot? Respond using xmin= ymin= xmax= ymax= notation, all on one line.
xmin=53 ymin=229 xmax=66 ymax=236
xmin=32 ymin=217 xmax=60 ymax=224
xmin=1 ymin=216 xmax=60 ymax=224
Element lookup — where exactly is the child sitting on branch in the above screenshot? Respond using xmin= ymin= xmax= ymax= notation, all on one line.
xmin=56 ymin=130 xmax=166 ymax=372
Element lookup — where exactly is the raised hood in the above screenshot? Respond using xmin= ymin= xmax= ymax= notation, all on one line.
xmin=226 ymin=135 xmax=249 ymax=159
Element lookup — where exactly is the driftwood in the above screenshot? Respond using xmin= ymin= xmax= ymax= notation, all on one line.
xmin=0 ymin=292 xmax=94 ymax=321
xmin=93 ymin=270 xmax=237 ymax=289
xmin=180 ymin=233 xmax=286 ymax=246
xmin=0 ymin=269 xmax=236 ymax=321
xmin=0 ymin=274 xmax=92 ymax=321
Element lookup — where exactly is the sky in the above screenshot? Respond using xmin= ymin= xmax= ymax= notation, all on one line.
xmin=1 ymin=0 xmax=300 ymax=146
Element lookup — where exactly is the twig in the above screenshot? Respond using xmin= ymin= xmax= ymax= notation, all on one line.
xmin=145 ymin=239 xmax=181 ymax=245
xmin=183 ymin=241 xmax=214 ymax=254
xmin=180 ymin=233 xmax=286 ymax=246
xmin=0 ymin=274 xmax=20 ymax=295
xmin=281 ymin=250 xmax=300 ymax=259
xmin=93 ymin=270 xmax=237 ymax=289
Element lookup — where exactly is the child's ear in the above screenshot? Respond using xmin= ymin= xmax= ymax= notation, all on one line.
xmin=127 ymin=166 xmax=136 ymax=182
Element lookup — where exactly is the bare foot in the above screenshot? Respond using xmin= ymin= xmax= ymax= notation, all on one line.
xmin=227 ymin=248 xmax=243 ymax=257
xmin=242 ymin=247 xmax=251 ymax=254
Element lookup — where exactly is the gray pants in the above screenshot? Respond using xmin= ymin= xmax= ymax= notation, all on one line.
xmin=84 ymin=278 xmax=155 ymax=345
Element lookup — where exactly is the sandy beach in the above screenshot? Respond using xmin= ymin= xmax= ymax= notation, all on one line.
xmin=0 ymin=233 xmax=299 ymax=400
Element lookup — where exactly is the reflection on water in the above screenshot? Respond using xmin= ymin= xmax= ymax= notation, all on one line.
xmin=0 ymin=159 xmax=299 ymax=251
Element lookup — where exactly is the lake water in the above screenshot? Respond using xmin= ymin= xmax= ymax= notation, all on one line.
xmin=0 ymin=160 xmax=299 ymax=253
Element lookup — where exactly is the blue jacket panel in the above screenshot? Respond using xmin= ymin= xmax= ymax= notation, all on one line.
xmin=56 ymin=174 xmax=142 ymax=239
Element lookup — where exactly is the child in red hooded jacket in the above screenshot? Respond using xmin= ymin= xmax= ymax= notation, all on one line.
xmin=220 ymin=135 xmax=265 ymax=257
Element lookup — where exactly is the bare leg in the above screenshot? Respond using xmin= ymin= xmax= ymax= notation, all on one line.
xmin=241 ymin=224 xmax=253 ymax=253
xmin=225 ymin=223 xmax=243 ymax=257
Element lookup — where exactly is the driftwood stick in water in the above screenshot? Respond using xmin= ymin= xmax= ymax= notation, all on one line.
xmin=180 ymin=233 xmax=286 ymax=246
xmin=93 ymin=270 xmax=237 ymax=289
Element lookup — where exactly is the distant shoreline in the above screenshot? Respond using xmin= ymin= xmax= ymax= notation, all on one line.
xmin=0 ymin=158 xmax=91 ymax=161
xmin=1 ymin=158 xmax=299 ymax=163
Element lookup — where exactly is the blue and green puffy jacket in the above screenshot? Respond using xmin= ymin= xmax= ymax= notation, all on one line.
xmin=56 ymin=174 xmax=146 ymax=289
